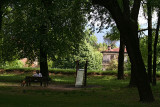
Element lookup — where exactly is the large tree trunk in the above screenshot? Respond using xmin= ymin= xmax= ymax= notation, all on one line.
xmin=0 ymin=2 xmax=2 ymax=31
xmin=129 ymin=64 xmax=137 ymax=87
xmin=0 ymin=3 xmax=3 ymax=62
xmin=92 ymin=0 xmax=154 ymax=102
xmin=147 ymin=0 xmax=152 ymax=83
xmin=39 ymin=25 xmax=49 ymax=78
xmin=40 ymin=46 xmax=49 ymax=78
xmin=118 ymin=36 xmax=125 ymax=79
xmin=152 ymin=10 xmax=160 ymax=86
xmin=120 ymin=21 xmax=154 ymax=102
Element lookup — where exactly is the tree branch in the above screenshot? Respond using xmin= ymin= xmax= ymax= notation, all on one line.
xmin=138 ymin=28 xmax=156 ymax=32
xmin=92 ymin=0 xmax=124 ymax=27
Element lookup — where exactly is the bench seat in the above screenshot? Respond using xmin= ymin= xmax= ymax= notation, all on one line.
xmin=25 ymin=76 xmax=48 ymax=87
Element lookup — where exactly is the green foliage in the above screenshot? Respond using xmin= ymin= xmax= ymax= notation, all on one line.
xmin=103 ymin=26 xmax=119 ymax=49
xmin=97 ymin=43 xmax=108 ymax=52
xmin=139 ymin=32 xmax=160 ymax=68
xmin=124 ymin=58 xmax=131 ymax=71
xmin=140 ymin=37 xmax=148 ymax=67
xmin=1 ymin=60 xmax=24 ymax=68
xmin=76 ymin=40 xmax=102 ymax=70
xmin=104 ymin=56 xmax=130 ymax=71
xmin=0 ymin=67 xmax=131 ymax=75
xmin=54 ymin=39 xmax=103 ymax=70
xmin=1 ymin=0 xmax=87 ymax=62
xmin=105 ymin=26 xmax=120 ymax=41
xmin=47 ymin=60 xmax=53 ymax=68
xmin=52 ymin=30 xmax=103 ymax=70
xmin=105 ymin=59 xmax=118 ymax=71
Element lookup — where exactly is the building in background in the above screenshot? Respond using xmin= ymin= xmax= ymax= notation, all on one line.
xmin=101 ymin=46 xmax=128 ymax=71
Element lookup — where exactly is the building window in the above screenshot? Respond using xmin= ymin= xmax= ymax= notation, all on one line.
xmin=110 ymin=55 xmax=114 ymax=59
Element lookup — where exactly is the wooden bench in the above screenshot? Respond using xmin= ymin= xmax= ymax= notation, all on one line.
xmin=25 ymin=76 xmax=48 ymax=87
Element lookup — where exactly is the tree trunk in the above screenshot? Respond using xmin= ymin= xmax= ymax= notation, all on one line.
xmin=118 ymin=36 xmax=125 ymax=79
xmin=119 ymin=21 xmax=154 ymax=102
xmin=147 ymin=0 xmax=152 ymax=83
xmin=76 ymin=60 xmax=79 ymax=75
xmin=0 ymin=2 xmax=2 ymax=31
xmin=92 ymin=0 xmax=154 ymax=102
xmin=0 ymin=3 xmax=3 ymax=63
xmin=152 ymin=10 xmax=160 ymax=86
xmin=40 ymin=45 xmax=49 ymax=78
xmin=84 ymin=60 xmax=88 ymax=86
xmin=129 ymin=64 xmax=137 ymax=87
xmin=39 ymin=25 xmax=49 ymax=78
xmin=114 ymin=9 xmax=154 ymax=102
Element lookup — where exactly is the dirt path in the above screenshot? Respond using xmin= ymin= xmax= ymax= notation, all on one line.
xmin=47 ymin=84 xmax=102 ymax=91
xmin=0 ymin=82 xmax=102 ymax=91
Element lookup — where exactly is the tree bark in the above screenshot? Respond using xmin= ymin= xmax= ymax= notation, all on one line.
xmin=0 ymin=2 xmax=3 ymax=63
xmin=0 ymin=2 xmax=2 ymax=31
xmin=147 ymin=0 xmax=152 ymax=83
xmin=84 ymin=60 xmax=88 ymax=86
xmin=92 ymin=0 xmax=154 ymax=102
xmin=39 ymin=25 xmax=49 ymax=78
xmin=122 ymin=22 xmax=154 ymax=102
xmin=129 ymin=64 xmax=137 ymax=87
xmin=40 ymin=45 xmax=49 ymax=78
xmin=118 ymin=36 xmax=125 ymax=79
xmin=152 ymin=10 xmax=160 ymax=86
xmin=76 ymin=60 xmax=79 ymax=75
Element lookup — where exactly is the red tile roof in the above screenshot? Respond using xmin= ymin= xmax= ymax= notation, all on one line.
xmin=102 ymin=48 xmax=127 ymax=53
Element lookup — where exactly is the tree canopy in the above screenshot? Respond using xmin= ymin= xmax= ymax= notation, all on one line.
xmin=1 ymin=0 xmax=87 ymax=62
xmin=54 ymin=30 xmax=102 ymax=70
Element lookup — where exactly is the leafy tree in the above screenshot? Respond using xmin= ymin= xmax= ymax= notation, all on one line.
xmin=97 ymin=43 xmax=107 ymax=52
xmin=139 ymin=0 xmax=160 ymax=85
xmin=85 ymin=29 xmax=99 ymax=49
xmin=103 ymin=37 xmax=117 ymax=49
xmin=105 ymin=26 xmax=120 ymax=41
xmin=54 ymin=31 xmax=103 ymax=70
xmin=2 ymin=0 xmax=87 ymax=78
xmin=140 ymin=37 xmax=148 ymax=66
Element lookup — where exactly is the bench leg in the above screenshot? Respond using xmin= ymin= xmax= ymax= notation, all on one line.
xmin=26 ymin=82 xmax=28 ymax=86
xmin=40 ymin=82 xmax=42 ymax=86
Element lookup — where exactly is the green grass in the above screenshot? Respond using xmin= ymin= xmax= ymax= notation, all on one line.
xmin=0 ymin=72 xmax=160 ymax=106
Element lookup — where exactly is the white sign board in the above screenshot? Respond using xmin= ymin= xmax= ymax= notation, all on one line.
xmin=75 ymin=69 xmax=84 ymax=87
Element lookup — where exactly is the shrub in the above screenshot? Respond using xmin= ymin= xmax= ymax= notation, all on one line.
xmin=3 ymin=60 xmax=24 ymax=68
xmin=105 ymin=59 xmax=118 ymax=71
xmin=48 ymin=60 xmax=53 ymax=68
xmin=124 ymin=60 xmax=131 ymax=71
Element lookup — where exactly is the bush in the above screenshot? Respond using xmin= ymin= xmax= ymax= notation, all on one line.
xmin=124 ymin=60 xmax=131 ymax=71
xmin=48 ymin=60 xmax=53 ymax=68
xmin=2 ymin=60 xmax=24 ymax=68
xmin=105 ymin=59 xmax=118 ymax=71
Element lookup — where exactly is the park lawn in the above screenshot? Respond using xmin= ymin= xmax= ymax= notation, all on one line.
xmin=0 ymin=73 xmax=160 ymax=106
